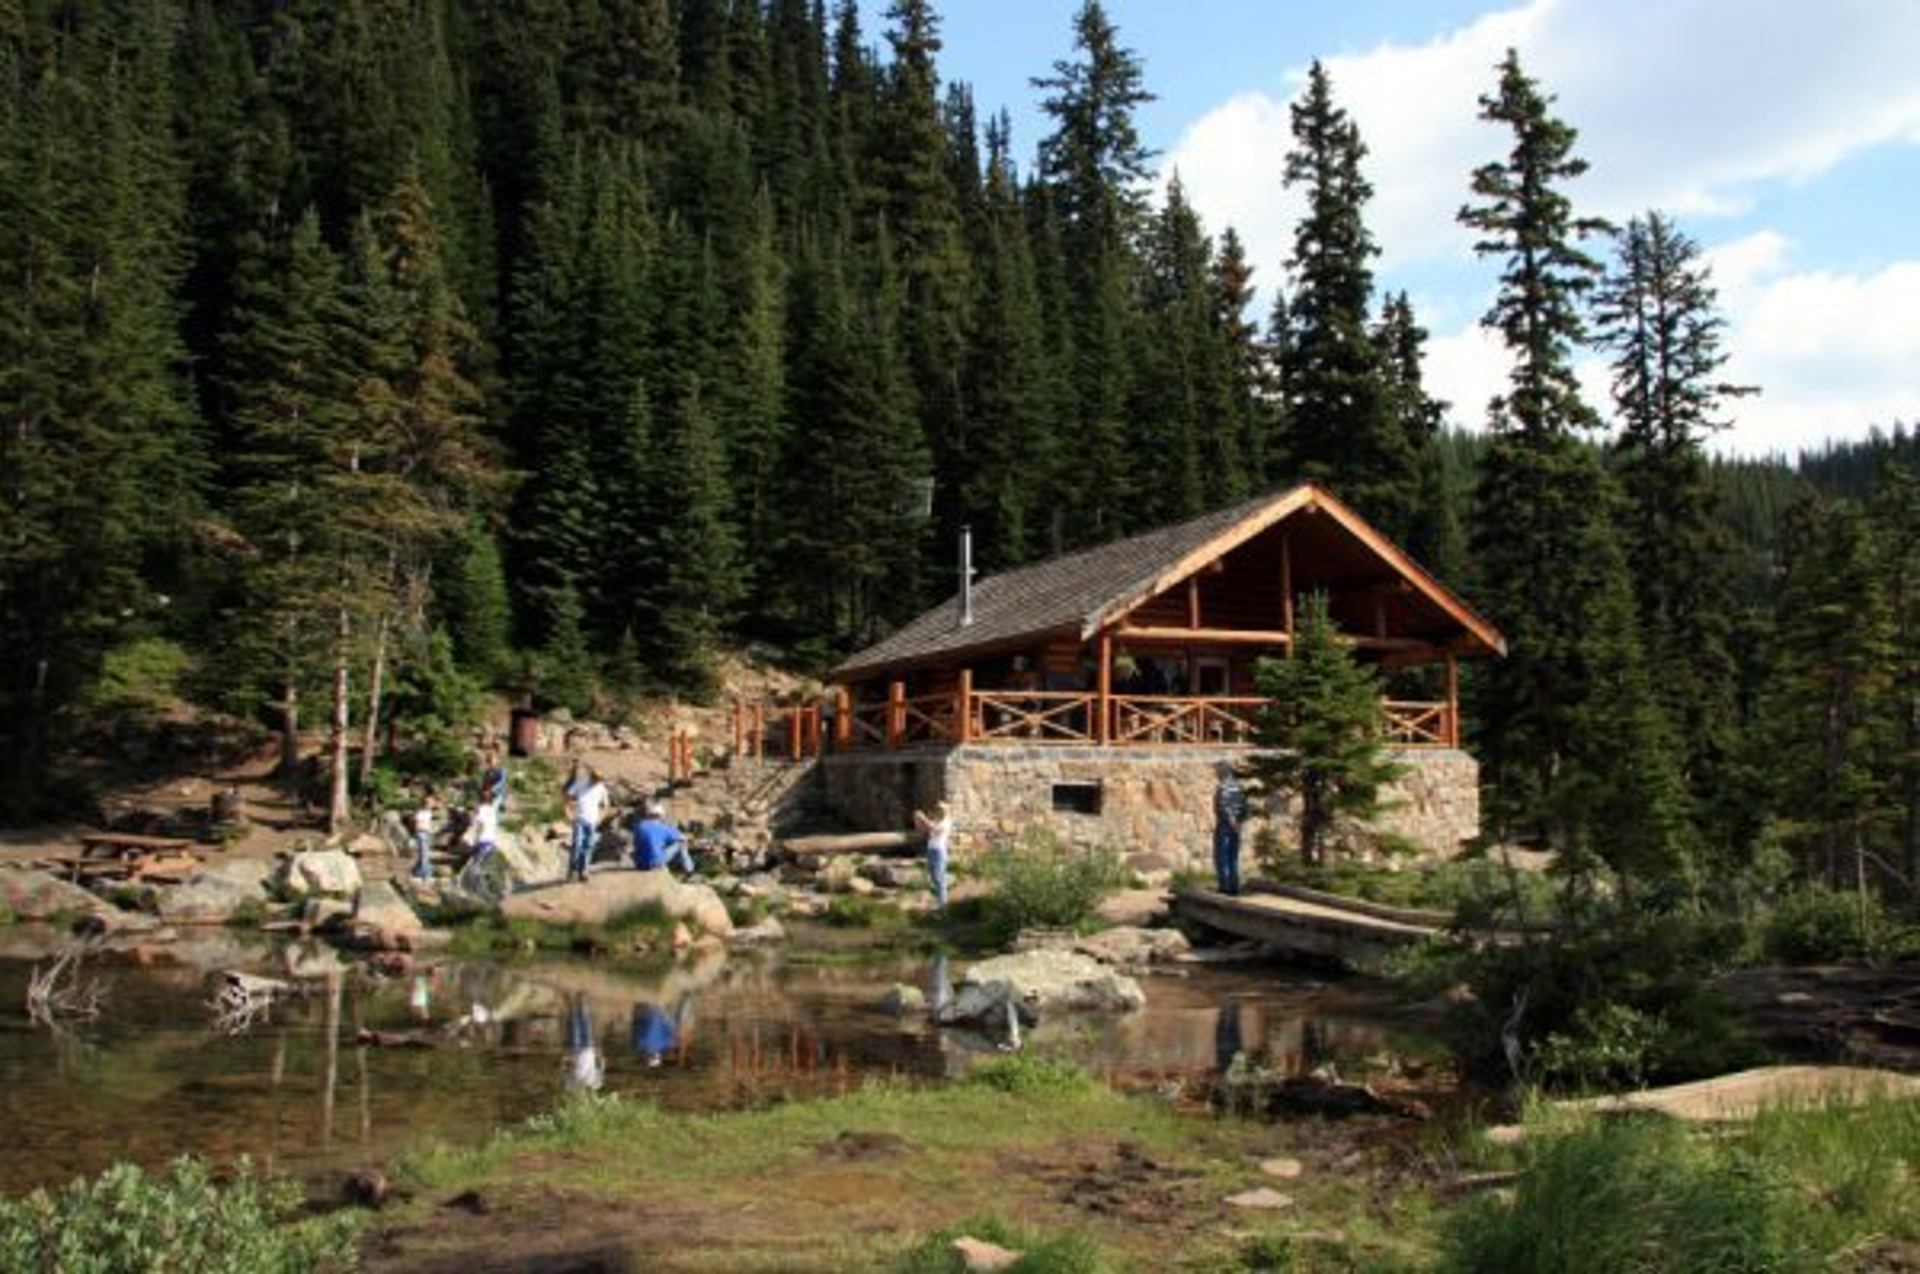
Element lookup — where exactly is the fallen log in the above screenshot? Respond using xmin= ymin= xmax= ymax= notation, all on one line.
xmin=780 ymin=830 xmax=918 ymax=857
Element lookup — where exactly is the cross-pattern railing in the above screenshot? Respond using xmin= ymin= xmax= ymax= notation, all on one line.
xmin=826 ymin=692 xmax=1457 ymax=751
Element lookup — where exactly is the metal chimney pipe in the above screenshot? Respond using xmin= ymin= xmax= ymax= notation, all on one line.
xmin=959 ymin=525 xmax=975 ymax=628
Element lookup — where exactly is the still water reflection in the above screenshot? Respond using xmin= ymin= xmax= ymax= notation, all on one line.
xmin=0 ymin=923 xmax=1435 ymax=1195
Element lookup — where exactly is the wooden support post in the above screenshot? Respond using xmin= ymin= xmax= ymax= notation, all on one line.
xmin=752 ymin=701 xmax=765 ymax=762
xmin=1096 ymin=632 xmax=1113 ymax=746
xmin=835 ymin=687 xmax=852 ymax=749
xmin=1281 ymin=532 xmax=1294 ymax=652
xmin=1187 ymin=575 xmax=1201 ymax=628
xmin=732 ymin=699 xmax=744 ymax=758
xmin=887 ymin=680 xmax=905 ymax=749
xmin=1444 ymin=654 xmax=1460 ymax=747
xmin=956 ymin=668 xmax=973 ymax=744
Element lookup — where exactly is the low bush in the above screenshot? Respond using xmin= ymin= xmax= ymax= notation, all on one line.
xmin=822 ymin=895 xmax=908 ymax=930
xmin=1760 ymin=886 xmax=1882 ymax=964
xmin=964 ymin=1053 xmax=1095 ymax=1097
xmin=979 ymin=829 xmax=1126 ymax=934
xmin=0 ymin=1157 xmax=358 ymax=1273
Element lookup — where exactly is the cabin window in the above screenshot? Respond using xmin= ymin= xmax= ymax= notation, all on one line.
xmin=1052 ymin=781 xmax=1102 ymax=815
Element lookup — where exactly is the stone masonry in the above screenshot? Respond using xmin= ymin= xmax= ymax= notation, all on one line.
xmin=817 ymin=744 xmax=1480 ymax=872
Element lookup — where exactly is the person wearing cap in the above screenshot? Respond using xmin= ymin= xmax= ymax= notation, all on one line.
xmin=630 ymin=800 xmax=695 ymax=877
xmin=1212 ymin=760 xmax=1250 ymax=895
xmin=913 ymin=799 xmax=954 ymax=912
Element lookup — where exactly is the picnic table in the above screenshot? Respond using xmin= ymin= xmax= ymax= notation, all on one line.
xmin=48 ymin=832 xmax=203 ymax=885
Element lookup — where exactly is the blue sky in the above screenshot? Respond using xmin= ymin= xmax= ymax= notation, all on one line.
xmin=871 ymin=0 xmax=1920 ymax=456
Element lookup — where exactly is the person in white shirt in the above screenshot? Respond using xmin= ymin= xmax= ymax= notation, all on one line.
xmin=410 ymin=794 xmax=439 ymax=881
xmin=564 ymin=765 xmax=610 ymax=883
xmin=913 ymin=799 xmax=953 ymax=913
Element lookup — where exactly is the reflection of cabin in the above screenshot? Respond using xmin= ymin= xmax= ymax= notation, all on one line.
xmin=819 ymin=484 xmax=1505 ymax=863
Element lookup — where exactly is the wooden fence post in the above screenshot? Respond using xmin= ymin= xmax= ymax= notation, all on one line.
xmin=1444 ymin=654 xmax=1460 ymax=747
xmin=956 ymin=669 xmax=973 ymax=744
xmin=752 ymin=701 xmax=765 ymax=762
xmin=887 ymin=680 xmax=905 ymax=748
xmin=835 ymin=687 xmax=852 ymax=749
xmin=788 ymin=707 xmax=802 ymax=761
xmin=1096 ymin=632 xmax=1113 ymax=745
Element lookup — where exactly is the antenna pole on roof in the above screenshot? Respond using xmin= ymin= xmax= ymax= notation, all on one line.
xmin=958 ymin=526 xmax=975 ymax=629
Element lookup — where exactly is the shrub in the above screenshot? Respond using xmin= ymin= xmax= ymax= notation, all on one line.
xmin=822 ymin=894 xmax=906 ymax=930
xmin=965 ymin=1054 xmax=1094 ymax=1097
xmin=979 ymin=829 xmax=1125 ymax=933
xmin=1761 ymin=886 xmax=1881 ymax=964
xmin=0 ymin=1157 xmax=357 ymax=1273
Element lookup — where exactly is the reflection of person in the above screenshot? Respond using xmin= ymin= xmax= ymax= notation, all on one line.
xmin=631 ymin=802 xmax=695 ymax=876
xmin=913 ymin=800 xmax=953 ymax=912
xmin=564 ymin=992 xmax=605 ymax=1093
xmin=1214 ymin=995 xmax=1244 ymax=1073
xmin=409 ymin=972 xmax=433 ymax=1024
xmin=631 ymin=1001 xmax=677 ymax=1068
xmin=928 ymin=951 xmax=952 ymax=1018
xmin=1212 ymin=761 xmax=1249 ymax=895
xmin=565 ymin=766 xmax=609 ymax=883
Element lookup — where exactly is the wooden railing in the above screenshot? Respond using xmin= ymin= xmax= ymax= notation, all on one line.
xmin=1380 ymin=699 xmax=1455 ymax=747
xmin=1110 ymin=695 xmax=1266 ymax=746
xmin=731 ymin=699 xmax=825 ymax=762
xmin=828 ymin=691 xmax=1458 ymax=751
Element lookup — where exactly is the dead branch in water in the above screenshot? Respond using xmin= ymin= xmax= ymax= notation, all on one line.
xmin=26 ymin=943 xmax=107 ymax=1029
xmin=209 ymin=970 xmax=295 ymax=1036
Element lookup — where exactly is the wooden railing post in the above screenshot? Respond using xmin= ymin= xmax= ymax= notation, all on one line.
xmin=835 ymin=687 xmax=852 ymax=749
xmin=886 ymin=680 xmax=905 ymax=749
xmin=732 ymin=699 xmax=744 ymax=759
xmin=752 ymin=701 xmax=765 ymax=762
xmin=1444 ymin=654 xmax=1460 ymax=747
xmin=956 ymin=669 xmax=973 ymax=744
xmin=788 ymin=707 xmax=802 ymax=761
xmin=1095 ymin=633 xmax=1113 ymax=745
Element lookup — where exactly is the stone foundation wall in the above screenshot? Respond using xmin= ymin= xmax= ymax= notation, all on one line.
xmin=817 ymin=745 xmax=1480 ymax=870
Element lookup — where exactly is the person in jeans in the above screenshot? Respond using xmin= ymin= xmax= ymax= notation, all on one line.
xmin=564 ymin=765 xmax=609 ymax=883
xmin=913 ymin=800 xmax=954 ymax=912
xmin=410 ymin=793 xmax=439 ymax=882
xmin=630 ymin=802 xmax=695 ymax=877
xmin=1212 ymin=762 xmax=1249 ymax=895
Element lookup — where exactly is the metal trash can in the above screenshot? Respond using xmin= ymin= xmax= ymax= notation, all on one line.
xmin=509 ymin=707 xmax=541 ymax=758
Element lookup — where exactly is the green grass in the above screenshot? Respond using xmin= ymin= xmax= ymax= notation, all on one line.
xmin=439 ymin=899 xmax=679 ymax=959
xmin=891 ymin=1215 xmax=1116 ymax=1273
xmin=1261 ymin=854 xmax=1559 ymax=921
xmin=1443 ymin=1098 xmax=1920 ymax=1272
xmin=821 ymin=894 xmax=909 ymax=930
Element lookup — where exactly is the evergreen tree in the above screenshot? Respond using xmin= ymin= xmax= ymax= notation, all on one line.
xmin=1457 ymin=51 xmax=1683 ymax=870
xmin=1245 ymin=594 xmax=1406 ymax=866
xmin=1870 ymin=464 xmax=1920 ymax=891
xmin=1280 ymin=62 xmax=1412 ymax=535
xmin=643 ymin=378 xmax=743 ymax=698
xmin=1594 ymin=212 xmax=1751 ymax=819
xmin=1033 ymin=0 xmax=1153 ymax=540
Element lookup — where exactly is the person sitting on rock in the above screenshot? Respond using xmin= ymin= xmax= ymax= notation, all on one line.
xmin=630 ymin=801 xmax=695 ymax=878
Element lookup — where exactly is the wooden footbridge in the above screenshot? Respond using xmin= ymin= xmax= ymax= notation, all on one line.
xmin=1173 ymin=882 xmax=1455 ymax=966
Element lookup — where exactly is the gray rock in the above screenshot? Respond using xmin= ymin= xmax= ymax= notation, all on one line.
xmin=158 ymin=859 xmax=275 ymax=925
xmin=499 ymin=868 xmax=734 ymax=937
xmin=353 ymin=881 xmax=424 ymax=949
xmin=878 ymin=983 xmax=927 ymax=1017
xmin=939 ymin=949 xmax=1146 ymax=1027
xmin=816 ymin=857 xmax=860 ymax=894
xmin=302 ymin=897 xmax=354 ymax=930
xmin=859 ymin=860 xmax=923 ymax=889
xmin=846 ymin=875 xmax=877 ymax=897
xmin=493 ymin=831 xmax=567 ymax=888
xmin=280 ymin=849 xmax=362 ymax=899
xmin=0 ymin=869 xmax=109 ymax=921
xmin=1073 ymin=925 xmax=1191 ymax=969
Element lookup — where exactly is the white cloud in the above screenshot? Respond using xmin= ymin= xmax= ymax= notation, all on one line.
xmin=1163 ymin=0 xmax=1920 ymax=450
xmin=1418 ymin=236 xmax=1920 ymax=455
xmin=1168 ymin=0 xmax=1920 ymax=276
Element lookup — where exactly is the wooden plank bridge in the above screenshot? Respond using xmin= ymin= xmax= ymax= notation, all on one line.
xmin=1173 ymin=882 xmax=1454 ymax=966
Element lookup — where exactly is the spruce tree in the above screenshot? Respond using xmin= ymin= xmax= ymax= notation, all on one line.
xmin=1594 ymin=212 xmax=1751 ymax=824
xmin=1457 ymin=51 xmax=1684 ymax=872
xmin=1245 ymin=594 xmax=1406 ymax=866
xmin=1280 ymin=62 xmax=1411 ymax=535
xmin=644 ymin=378 xmax=743 ymax=699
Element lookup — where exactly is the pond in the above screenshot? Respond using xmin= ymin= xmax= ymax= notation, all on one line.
xmin=0 ymin=923 xmax=1442 ymax=1196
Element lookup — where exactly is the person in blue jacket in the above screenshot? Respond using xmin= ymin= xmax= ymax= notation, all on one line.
xmin=1212 ymin=761 xmax=1250 ymax=895
xmin=630 ymin=801 xmax=695 ymax=877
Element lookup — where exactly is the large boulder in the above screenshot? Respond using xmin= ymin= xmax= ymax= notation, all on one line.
xmin=158 ymin=858 xmax=275 ymax=925
xmin=493 ymin=830 xmax=567 ymax=888
xmin=279 ymin=849 xmax=362 ymax=899
xmin=940 ymin=950 xmax=1145 ymax=1027
xmin=500 ymin=869 xmax=734 ymax=937
xmin=351 ymin=881 xmax=424 ymax=950
xmin=0 ymin=869 xmax=110 ymax=921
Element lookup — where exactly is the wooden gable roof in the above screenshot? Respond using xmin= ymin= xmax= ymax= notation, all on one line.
xmin=831 ymin=483 xmax=1505 ymax=681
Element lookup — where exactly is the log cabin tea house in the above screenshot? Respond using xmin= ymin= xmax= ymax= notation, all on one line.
xmin=811 ymin=483 xmax=1506 ymax=867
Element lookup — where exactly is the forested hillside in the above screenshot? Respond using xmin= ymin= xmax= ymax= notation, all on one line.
xmin=1 ymin=0 xmax=1914 ymax=901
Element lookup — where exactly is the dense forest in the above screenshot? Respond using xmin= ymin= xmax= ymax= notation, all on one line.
xmin=1 ymin=0 xmax=1915 ymax=903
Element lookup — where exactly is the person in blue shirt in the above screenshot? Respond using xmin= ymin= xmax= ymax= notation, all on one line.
xmin=630 ymin=801 xmax=695 ymax=876
xmin=1212 ymin=761 xmax=1250 ymax=895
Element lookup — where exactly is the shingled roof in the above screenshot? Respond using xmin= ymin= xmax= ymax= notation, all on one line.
xmin=833 ymin=483 xmax=1503 ymax=680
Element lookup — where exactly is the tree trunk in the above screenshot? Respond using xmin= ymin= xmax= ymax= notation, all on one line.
xmin=327 ymin=603 xmax=351 ymax=833
xmin=358 ymin=609 xmax=391 ymax=794
xmin=277 ymin=676 xmax=300 ymax=778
